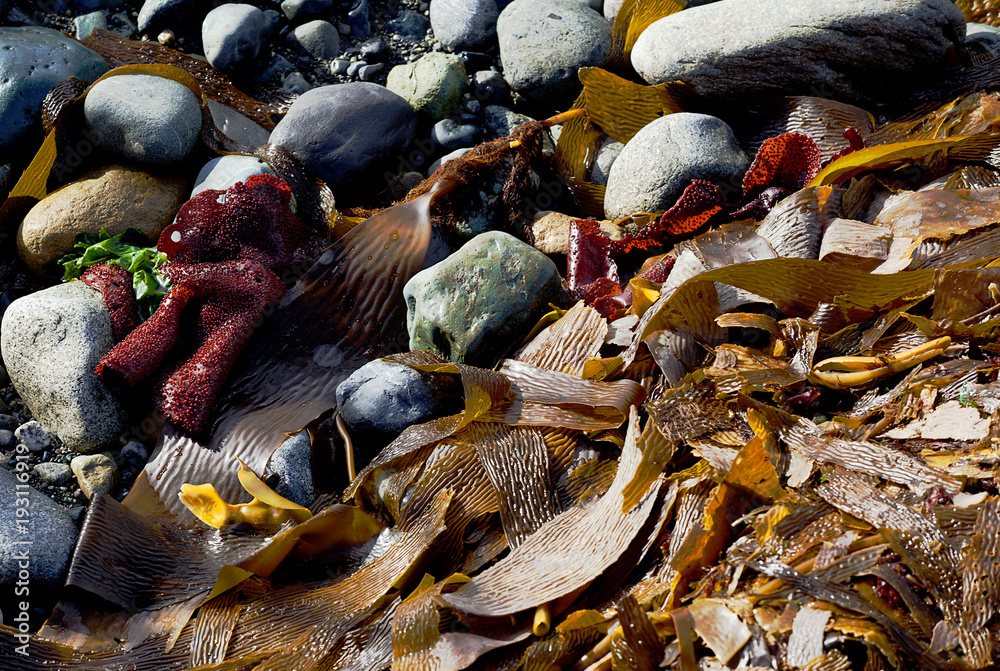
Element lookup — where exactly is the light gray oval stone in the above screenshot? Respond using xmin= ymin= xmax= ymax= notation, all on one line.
xmin=631 ymin=0 xmax=966 ymax=100
xmin=84 ymin=74 xmax=202 ymax=165
xmin=191 ymin=155 xmax=276 ymax=197
xmin=270 ymin=83 xmax=417 ymax=188
xmin=404 ymin=231 xmax=565 ymax=366
xmin=34 ymin=462 xmax=73 ymax=487
xmin=202 ymin=3 xmax=273 ymax=72
xmin=207 ymin=99 xmax=271 ymax=147
xmin=591 ymin=138 xmax=622 ymax=186
xmin=1 ymin=282 xmax=127 ymax=454
xmin=430 ymin=0 xmax=499 ymax=51
xmin=0 ymin=27 xmax=107 ymax=151
xmin=497 ymin=0 xmax=612 ymax=102
xmin=604 ymin=113 xmax=748 ymax=220
xmin=0 ymin=468 xmax=79 ymax=590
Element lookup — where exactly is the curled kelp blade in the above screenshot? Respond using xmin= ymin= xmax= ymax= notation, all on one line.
xmin=577 ymin=67 xmax=690 ymax=144
xmin=514 ymin=301 xmax=609 ymax=376
xmin=123 ymin=182 xmax=444 ymax=523
xmin=442 ymin=408 xmax=659 ymax=618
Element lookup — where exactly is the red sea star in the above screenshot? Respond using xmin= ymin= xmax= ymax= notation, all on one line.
xmin=80 ymin=263 xmax=140 ymax=341
xmin=95 ymin=174 xmax=318 ymax=435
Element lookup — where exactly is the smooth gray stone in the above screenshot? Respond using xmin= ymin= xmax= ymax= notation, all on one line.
xmin=472 ymin=69 xmax=508 ymax=103
xmin=207 ymin=99 xmax=271 ymax=147
xmin=430 ymin=118 xmax=479 ymax=152
xmin=270 ymin=83 xmax=417 ymax=189
xmin=254 ymin=53 xmax=296 ymax=83
xmin=1 ymin=283 xmax=127 ymax=454
xmin=497 ymin=0 xmax=612 ymax=102
xmin=604 ymin=113 xmax=748 ymax=220
xmin=281 ymin=0 xmax=334 ymax=22
xmin=336 ymin=359 xmax=463 ymax=440
xmin=34 ymin=462 xmax=72 ymax=487
xmin=605 ymin=0 xmax=716 ymax=21
xmin=348 ymin=0 xmax=370 ymax=38
xmin=482 ymin=104 xmax=534 ymax=139
xmin=282 ymin=71 xmax=312 ymax=93
xmin=0 ymin=27 xmax=107 ymax=151
xmin=405 ymin=231 xmax=564 ymax=366
xmin=137 ymin=0 xmax=202 ymax=33
xmin=430 ymin=0 xmax=498 ymax=51
xmin=263 ymin=431 xmax=315 ymax=507
xmin=191 ymin=155 xmax=276 ymax=198
xmin=591 ymin=138 xmax=622 ymax=186
xmin=84 ymin=74 xmax=202 ymax=165
xmin=285 ymin=19 xmax=341 ymax=60
xmin=0 ymin=468 xmax=79 ymax=590
xmin=74 ymin=11 xmax=108 ymax=40
xmin=631 ymin=0 xmax=966 ymax=100
xmin=202 ymin=3 xmax=273 ymax=73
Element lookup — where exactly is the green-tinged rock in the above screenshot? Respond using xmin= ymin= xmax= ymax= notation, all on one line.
xmin=0 ymin=27 xmax=108 ymax=151
xmin=386 ymin=52 xmax=468 ymax=121
xmin=70 ymin=452 xmax=118 ymax=498
xmin=404 ymin=231 xmax=564 ymax=366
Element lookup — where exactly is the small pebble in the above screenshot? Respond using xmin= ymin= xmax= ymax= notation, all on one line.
xmin=358 ymin=63 xmax=385 ymax=81
xmin=0 ymin=415 xmax=16 ymax=432
xmin=15 ymin=420 xmax=56 ymax=453
xmin=330 ymin=58 xmax=350 ymax=75
xmin=347 ymin=59 xmax=367 ymax=77
xmin=431 ymin=118 xmax=480 ymax=152
xmin=0 ymin=431 xmax=13 ymax=449
xmin=157 ymin=29 xmax=174 ymax=46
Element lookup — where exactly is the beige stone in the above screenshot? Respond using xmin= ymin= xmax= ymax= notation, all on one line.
xmin=529 ymin=211 xmax=623 ymax=255
xmin=16 ymin=164 xmax=188 ymax=274
xmin=70 ymin=452 xmax=118 ymax=499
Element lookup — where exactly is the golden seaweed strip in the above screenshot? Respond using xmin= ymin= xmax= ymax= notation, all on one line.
xmin=663 ymin=437 xmax=784 ymax=610
xmin=781 ymin=420 xmax=961 ymax=494
xmin=578 ymin=67 xmax=689 ymax=144
xmin=189 ymin=592 xmax=241 ymax=667
xmin=467 ymin=423 xmax=560 ymax=549
xmin=515 ymin=302 xmax=608 ymax=376
xmin=607 ymin=0 xmax=639 ymax=67
xmin=521 ymin=610 xmax=610 ymax=671
xmin=623 ymin=0 xmax=686 ymax=58
xmin=868 ymin=92 xmax=1000 ymax=145
xmin=443 ymin=409 xmax=658 ymax=618
xmin=222 ymin=490 xmax=452 ymax=666
xmin=127 ymin=183 xmax=444 ymax=524
xmin=685 ymin=599 xmax=752 ymax=665
xmin=961 ymin=497 xmax=1000 ymax=631
xmin=82 ymin=29 xmax=279 ymax=129
xmin=324 ymin=595 xmax=398 ymax=671
xmin=0 ymin=626 xmax=189 ymax=670
xmin=611 ymin=595 xmax=666 ymax=670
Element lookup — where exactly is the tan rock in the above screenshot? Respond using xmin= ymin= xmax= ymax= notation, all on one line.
xmin=70 ymin=452 xmax=118 ymax=499
xmin=529 ymin=211 xmax=623 ymax=255
xmin=16 ymin=164 xmax=188 ymax=274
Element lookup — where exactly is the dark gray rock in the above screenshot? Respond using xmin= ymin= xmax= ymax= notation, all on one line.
xmin=431 ymin=118 xmax=480 ymax=152
xmin=137 ymin=0 xmax=203 ymax=33
xmin=285 ymin=19 xmax=341 ymax=60
xmin=483 ymin=104 xmax=535 ymax=139
xmin=473 ymin=70 xmax=508 ymax=104
xmin=591 ymin=138 xmax=622 ymax=186
xmin=348 ymin=0 xmax=371 ymax=38
xmin=497 ymin=0 xmax=612 ymax=102
xmin=0 ymin=27 xmax=107 ymax=151
xmin=202 ymin=4 xmax=272 ymax=73
xmin=282 ymin=72 xmax=312 ymax=93
xmin=280 ymin=0 xmax=334 ymax=22
xmin=254 ymin=53 xmax=296 ymax=83
xmin=34 ymin=462 xmax=72 ymax=487
xmin=263 ymin=431 xmax=315 ymax=507
xmin=358 ymin=63 xmax=385 ymax=82
xmin=346 ymin=60 xmax=366 ymax=78
xmin=336 ymin=359 xmax=463 ymax=439
xmin=270 ymin=83 xmax=417 ymax=189
xmin=0 ymin=430 xmax=13 ymax=449
xmin=387 ymin=9 xmax=430 ymax=43
xmin=405 ymin=231 xmax=565 ymax=366
xmin=0 ymin=415 xmax=17 ymax=432
xmin=120 ymin=441 xmax=149 ymax=470
xmin=84 ymin=74 xmax=202 ymax=165
xmin=1 ymin=283 xmax=128 ymax=453
xmin=359 ymin=36 xmax=391 ymax=62
xmin=631 ymin=0 xmax=966 ymax=100
xmin=967 ymin=23 xmax=1000 ymax=58
xmin=430 ymin=0 xmax=499 ymax=51
xmin=0 ymin=468 xmax=78 ymax=590
xmin=604 ymin=113 xmax=748 ymax=220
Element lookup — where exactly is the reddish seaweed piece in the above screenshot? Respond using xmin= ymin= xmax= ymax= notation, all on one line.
xmin=742 ymin=132 xmax=822 ymax=198
xmin=158 ymin=174 xmax=317 ymax=270
xmin=80 ymin=263 xmax=140 ymax=341
xmin=829 ymin=127 xmax=868 ymax=163
xmin=97 ymin=260 xmax=285 ymax=434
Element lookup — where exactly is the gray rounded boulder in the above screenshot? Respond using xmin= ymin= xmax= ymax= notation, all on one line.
xmin=270 ymin=83 xmax=417 ymax=189
xmin=404 ymin=231 xmax=565 ymax=366
xmin=336 ymin=358 xmax=464 ymax=439
xmin=497 ymin=0 xmax=612 ymax=102
xmin=202 ymin=3 xmax=273 ymax=72
xmin=0 ymin=27 xmax=107 ymax=151
xmin=430 ymin=0 xmax=499 ymax=51
xmin=604 ymin=113 xmax=748 ymax=220
xmin=1 ymin=282 xmax=128 ymax=454
xmin=285 ymin=19 xmax=341 ymax=60
xmin=84 ymin=74 xmax=203 ymax=165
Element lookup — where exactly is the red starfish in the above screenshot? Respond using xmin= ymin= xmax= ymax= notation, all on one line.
xmin=94 ymin=175 xmax=317 ymax=435
xmin=80 ymin=263 xmax=140 ymax=342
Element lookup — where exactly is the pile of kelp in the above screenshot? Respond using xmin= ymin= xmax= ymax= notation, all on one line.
xmin=9 ymin=4 xmax=1000 ymax=671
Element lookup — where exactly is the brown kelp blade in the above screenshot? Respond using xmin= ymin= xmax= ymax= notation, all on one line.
xmin=124 ymin=182 xmax=447 ymax=523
